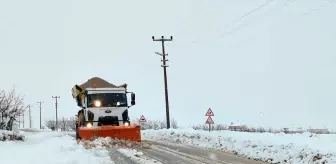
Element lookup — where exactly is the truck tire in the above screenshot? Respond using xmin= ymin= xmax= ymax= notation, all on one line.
xmin=76 ymin=112 xmax=85 ymax=140
xmin=76 ymin=129 xmax=79 ymax=140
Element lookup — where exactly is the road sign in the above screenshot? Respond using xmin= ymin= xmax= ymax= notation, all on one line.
xmin=205 ymin=116 xmax=214 ymax=124
xmin=139 ymin=115 xmax=146 ymax=122
xmin=205 ymin=108 xmax=214 ymax=116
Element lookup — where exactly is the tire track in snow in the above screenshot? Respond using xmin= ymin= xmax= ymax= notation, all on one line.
xmin=67 ymin=132 xmax=265 ymax=164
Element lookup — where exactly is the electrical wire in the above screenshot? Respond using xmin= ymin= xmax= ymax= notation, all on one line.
xmin=205 ymin=0 xmax=336 ymax=44
xmin=211 ymin=0 xmax=298 ymax=43
xmin=209 ymin=0 xmax=335 ymax=51
xmin=190 ymin=0 xmax=299 ymax=46
xmin=302 ymin=0 xmax=335 ymax=16
xmin=192 ymin=0 xmax=276 ymax=44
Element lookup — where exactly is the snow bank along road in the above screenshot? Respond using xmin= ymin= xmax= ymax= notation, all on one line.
xmin=0 ymin=130 xmax=113 ymax=164
xmin=65 ymin=131 xmax=266 ymax=164
xmin=142 ymin=129 xmax=336 ymax=163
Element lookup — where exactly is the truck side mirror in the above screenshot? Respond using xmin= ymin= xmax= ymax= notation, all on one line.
xmin=131 ymin=93 xmax=135 ymax=101
xmin=131 ymin=93 xmax=135 ymax=105
xmin=76 ymin=96 xmax=82 ymax=107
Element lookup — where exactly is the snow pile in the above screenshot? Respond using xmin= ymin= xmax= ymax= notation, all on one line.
xmin=142 ymin=129 xmax=336 ymax=163
xmin=117 ymin=148 xmax=161 ymax=164
xmin=79 ymin=137 xmax=152 ymax=149
xmin=0 ymin=130 xmax=24 ymax=141
xmin=79 ymin=137 xmax=158 ymax=164
xmin=0 ymin=131 xmax=113 ymax=164
xmin=20 ymin=128 xmax=52 ymax=132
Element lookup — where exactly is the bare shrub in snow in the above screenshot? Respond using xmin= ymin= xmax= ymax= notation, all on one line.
xmin=0 ymin=86 xmax=26 ymax=131
xmin=44 ymin=120 xmax=56 ymax=129
xmin=0 ymin=130 xmax=25 ymax=141
xmin=44 ymin=116 xmax=76 ymax=131
xmin=191 ymin=124 xmax=227 ymax=131
xmin=171 ymin=118 xmax=178 ymax=129
xmin=131 ymin=118 xmax=178 ymax=130
xmin=256 ymin=127 xmax=266 ymax=133
xmin=0 ymin=87 xmax=26 ymax=141
xmin=215 ymin=124 xmax=228 ymax=130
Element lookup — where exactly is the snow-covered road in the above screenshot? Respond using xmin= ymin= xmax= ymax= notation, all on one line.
xmin=65 ymin=131 xmax=264 ymax=164
xmin=139 ymin=140 xmax=268 ymax=164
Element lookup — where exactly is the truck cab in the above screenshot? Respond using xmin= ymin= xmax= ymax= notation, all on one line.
xmin=72 ymin=77 xmax=135 ymax=129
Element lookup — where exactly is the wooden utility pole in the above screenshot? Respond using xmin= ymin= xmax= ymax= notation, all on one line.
xmin=28 ymin=105 xmax=32 ymax=128
xmin=152 ymin=36 xmax=173 ymax=129
xmin=22 ymin=111 xmax=24 ymax=128
xmin=62 ymin=117 xmax=65 ymax=131
xmin=52 ymin=96 xmax=60 ymax=130
xmin=18 ymin=114 xmax=21 ymax=128
xmin=37 ymin=101 xmax=43 ymax=129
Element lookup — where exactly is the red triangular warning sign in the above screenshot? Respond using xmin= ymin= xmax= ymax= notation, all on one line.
xmin=139 ymin=115 xmax=146 ymax=122
xmin=205 ymin=116 xmax=214 ymax=124
xmin=205 ymin=108 xmax=214 ymax=116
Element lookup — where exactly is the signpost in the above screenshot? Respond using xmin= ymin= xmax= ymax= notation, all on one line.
xmin=139 ymin=115 xmax=146 ymax=124
xmin=205 ymin=108 xmax=214 ymax=132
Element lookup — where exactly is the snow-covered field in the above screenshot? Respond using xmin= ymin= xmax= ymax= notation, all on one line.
xmin=142 ymin=129 xmax=336 ymax=164
xmin=0 ymin=130 xmax=113 ymax=164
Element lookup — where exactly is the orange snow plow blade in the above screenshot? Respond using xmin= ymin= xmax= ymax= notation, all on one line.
xmin=78 ymin=125 xmax=141 ymax=142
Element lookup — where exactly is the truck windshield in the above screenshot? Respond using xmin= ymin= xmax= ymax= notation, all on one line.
xmin=87 ymin=93 xmax=127 ymax=107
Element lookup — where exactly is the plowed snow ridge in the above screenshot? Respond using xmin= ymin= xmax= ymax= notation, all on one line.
xmin=142 ymin=129 xmax=336 ymax=164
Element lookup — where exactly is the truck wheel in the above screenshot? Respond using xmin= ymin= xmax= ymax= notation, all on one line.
xmin=76 ymin=112 xmax=84 ymax=140
xmin=76 ymin=129 xmax=80 ymax=140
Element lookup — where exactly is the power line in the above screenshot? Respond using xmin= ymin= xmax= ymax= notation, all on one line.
xmin=192 ymin=0 xmax=276 ymax=44
xmin=277 ymin=0 xmax=336 ymax=28
xmin=190 ymin=0 xmax=299 ymax=46
xmin=235 ymin=0 xmax=275 ymax=21
xmin=37 ymin=101 xmax=43 ymax=129
xmin=302 ymin=0 xmax=335 ymax=16
xmin=52 ymin=96 xmax=60 ymax=130
xmin=213 ymin=0 xmax=298 ymax=42
xmin=152 ymin=36 xmax=173 ymax=129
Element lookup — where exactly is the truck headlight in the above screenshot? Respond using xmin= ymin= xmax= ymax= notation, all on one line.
xmin=124 ymin=122 xmax=129 ymax=126
xmin=86 ymin=123 xmax=92 ymax=128
xmin=94 ymin=100 xmax=101 ymax=107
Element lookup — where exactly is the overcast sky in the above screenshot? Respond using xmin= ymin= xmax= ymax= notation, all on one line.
xmin=1 ymin=0 xmax=335 ymax=130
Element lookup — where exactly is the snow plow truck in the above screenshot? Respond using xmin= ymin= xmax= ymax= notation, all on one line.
xmin=72 ymin=77 xmax=141 ymax=142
